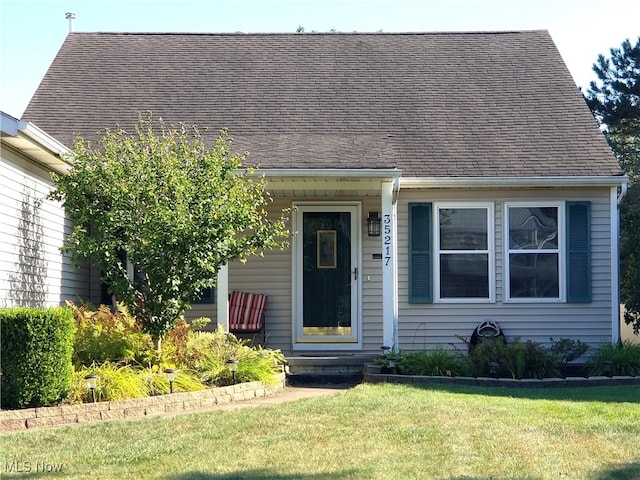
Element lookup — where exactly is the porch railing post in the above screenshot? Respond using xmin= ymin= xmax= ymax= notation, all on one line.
xmin=382 ymin=178 xmax=399 ymax=350
xmin=216 ymin=264 xmax=229 ymax=332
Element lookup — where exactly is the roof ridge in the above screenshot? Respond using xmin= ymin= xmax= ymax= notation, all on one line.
xmin=68 ymin=30 xmax=548 ymax=37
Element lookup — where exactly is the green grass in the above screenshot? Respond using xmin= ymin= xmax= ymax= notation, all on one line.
xmin=2 ymin=383 xmax=639 ymax=480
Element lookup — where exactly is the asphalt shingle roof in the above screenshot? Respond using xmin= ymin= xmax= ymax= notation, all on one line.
xmin=22 ymin=31 xmax=622 ymax=177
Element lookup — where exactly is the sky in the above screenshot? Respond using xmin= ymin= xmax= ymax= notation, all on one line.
xmin=1 ymin=0 xmax=639 ymax=120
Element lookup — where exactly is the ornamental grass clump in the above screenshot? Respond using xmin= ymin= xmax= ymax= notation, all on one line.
xmin=67 ymin=363 xmax=149 ymax=403
xmin=67 ymin=363 xmax=208 ymax=403
xmin=399 ymin=347 xmax=470 ymax=377
xmin=589 ymin=340 xmax=640 ymax=376
xmin=176 ymin=329 xmax=285 ymax=387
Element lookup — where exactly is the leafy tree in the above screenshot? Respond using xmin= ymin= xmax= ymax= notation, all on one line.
xmin=50 ymin=114 xmax=289 ymax=343
xmin=585 ymin=37 xmax=640 ymax=333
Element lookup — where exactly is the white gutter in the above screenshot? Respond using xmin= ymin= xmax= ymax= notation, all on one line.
xmin=401 ymin=176 xmax=628 ymax=188
xmin=1 ymin=112 xmax=71 ymax=174
xmin=257 ymin=168 xmax=401 ymax=178
xmin=19 ymin=121 xmax=70 ymax=158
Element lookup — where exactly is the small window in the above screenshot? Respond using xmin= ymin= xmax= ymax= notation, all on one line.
xmin=506 ymin=203 xmax=563 ymax=301
xmin=435 ymin=204 xmax=494 ymax=301
xmin=192 ymin=286 xmax=215 ymax=304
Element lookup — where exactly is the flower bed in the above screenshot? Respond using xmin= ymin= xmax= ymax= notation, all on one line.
xmin=363 ymin=364 xmax=639 ymax=387
xmin=1 ymin=373 xmax=285 ymax=432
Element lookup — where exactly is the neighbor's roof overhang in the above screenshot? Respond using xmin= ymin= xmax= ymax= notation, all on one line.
xmin=1 ymin=111 xmax=71 ymax=174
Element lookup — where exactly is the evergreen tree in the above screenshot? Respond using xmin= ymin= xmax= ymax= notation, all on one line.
xmin=585 ymin=37 xmax=640 ymax=333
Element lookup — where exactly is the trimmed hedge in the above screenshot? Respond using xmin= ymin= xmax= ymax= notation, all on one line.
xmin=1 ymin=307 xmax=75 ymax=408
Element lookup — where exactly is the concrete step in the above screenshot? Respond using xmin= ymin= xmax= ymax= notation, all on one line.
xmin=285 ymin=354 xmax=378 ymax=385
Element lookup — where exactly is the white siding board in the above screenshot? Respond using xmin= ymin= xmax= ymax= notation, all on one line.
xmin=1 ymin=147 xmax=90 ymax=308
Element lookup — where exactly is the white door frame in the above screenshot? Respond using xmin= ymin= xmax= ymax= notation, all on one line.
xmin=292 ymin=201 xmax=362 ymax=351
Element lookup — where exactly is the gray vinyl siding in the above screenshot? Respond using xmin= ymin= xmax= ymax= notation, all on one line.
xmin=187 ymin=186 xmax=615 ymax=354
xmin=185 ymin=197 xmax=295 ymax=350
xmin=187 ymin=196 xmax=386 ymax=354
xmin=0 ymin=146 xmax=90 ymax=307
xmin=360 ymin=196 xmax=385 ymax=351
xmin=397 ymin=187 xmax=613 ymax=351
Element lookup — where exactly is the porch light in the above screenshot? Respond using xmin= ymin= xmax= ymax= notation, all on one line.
xmin=84 ymin=374 xmax=98 ymax=403
xmin=164 ymin=368 xmax=179 ymax=393
xmin=367 ymin=212 xmax=381 ymax=237
xmin=226 ymin=358 xmax=238 ymax=384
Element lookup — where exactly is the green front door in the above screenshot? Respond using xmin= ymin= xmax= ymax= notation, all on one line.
xmin=294 ymin=204 xmax=360 ymax=349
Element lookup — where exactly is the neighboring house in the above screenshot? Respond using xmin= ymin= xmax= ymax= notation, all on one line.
xmin=20 ymin=31 xmax=627 ymax=354
xmin=0 ymin=112 xmax=90 ymax=307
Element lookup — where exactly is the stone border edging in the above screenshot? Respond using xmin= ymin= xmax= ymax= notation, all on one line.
xmin=363 ymin=366 xmax=640 ymax=388
xmin=1 ymin=373 xmax=286 ymax=432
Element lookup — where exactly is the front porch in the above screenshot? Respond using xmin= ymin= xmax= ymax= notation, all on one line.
xmin=201 ymin=170 xmax=402 ymax=356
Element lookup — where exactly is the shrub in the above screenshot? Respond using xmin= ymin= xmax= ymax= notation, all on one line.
xmin=468 ymin=338 xmax=560 ymax=379
xmin=1 ymin=307 xmax=75 ymax=408
xmin=588 ymin=340 xmax=640 ymax=376
xmin=400 ymin=347 xmax=470 ymax=377
xmin=521 ymin=340 xmax=560 ymax=379
xmin=68 ymin=301 xmax=154 ymax=368
xmin=162 ymin=317 xmax=211 ymax=367
xmin=549 ymin=338 xmax=590 ymax=365
xmin=179 ymin=329 xmax=284 ymax=386
xmin=467 ymin=337 xmax=510 ymax=377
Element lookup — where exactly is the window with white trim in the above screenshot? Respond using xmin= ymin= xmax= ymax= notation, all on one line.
xmin=408 ymin=200 xmax=591 ymax=305
xmin=435 ymin=203 xmax=494 ymax=301
xmin=505 ymin=203 xmax=563 ymax=301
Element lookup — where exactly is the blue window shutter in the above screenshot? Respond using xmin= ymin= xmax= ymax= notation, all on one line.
xmin=566 ymin=201 xmax=591 ymax=303
xmin=409 ymin=203 xmax=433 ymax=303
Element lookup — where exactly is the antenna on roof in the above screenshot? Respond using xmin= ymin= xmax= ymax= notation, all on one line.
xmin=65 ymin=12 xmax=76 ymax=33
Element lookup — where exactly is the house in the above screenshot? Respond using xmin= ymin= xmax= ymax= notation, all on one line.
xmin=1 ymin=112 xmax=90 ymax=307
xmin=19 ymin=31 xmax=627 ymax=354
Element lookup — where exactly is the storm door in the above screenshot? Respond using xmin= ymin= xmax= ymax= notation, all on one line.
xmin=294 ymin=204 xmax=361 ymax=349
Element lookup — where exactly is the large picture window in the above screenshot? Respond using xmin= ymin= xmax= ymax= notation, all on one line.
xmin=435 ymin=204 xmax=493 ymax=301
xmin=506 ymin=203 xmax=562 ymax=300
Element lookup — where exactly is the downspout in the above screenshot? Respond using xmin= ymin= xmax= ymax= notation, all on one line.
xmin=617 ymin=182 xmax=628 ymax=205
xmin=612 ymin=181 xmax=628 ymax=342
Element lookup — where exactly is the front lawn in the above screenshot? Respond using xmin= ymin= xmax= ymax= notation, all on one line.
xmin=2 ymin=383 xmax=638 ymax=480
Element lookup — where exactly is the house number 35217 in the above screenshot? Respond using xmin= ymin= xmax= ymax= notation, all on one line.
xmin=383 ymin=214 xmax=392 ymax=266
